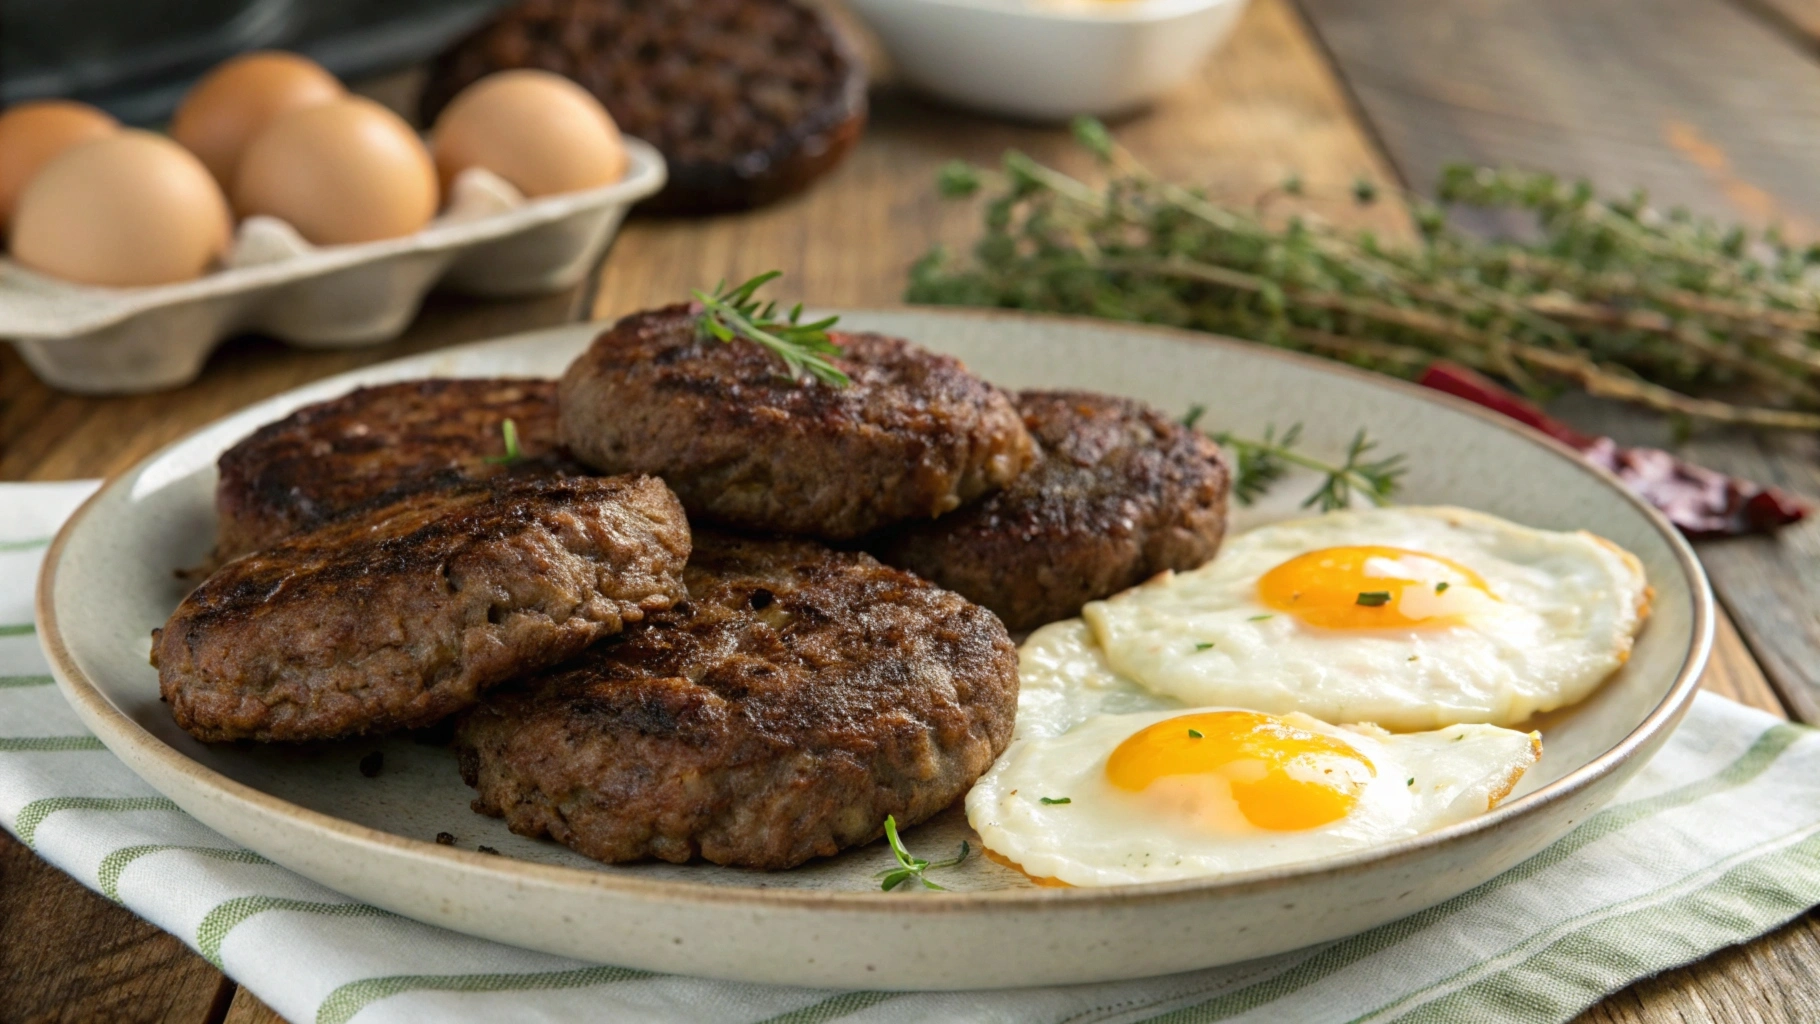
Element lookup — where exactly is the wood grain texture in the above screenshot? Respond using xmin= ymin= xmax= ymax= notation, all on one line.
xmin=0 ymin=0 xmax=1812 ymax=1020
xmin=1295 ymin=0 xmax=1820 ymax=232
xmin=219 ymin=989 xmax=285 ymax=1024
xmin=591 ymin=0 xmax=1412 ymax=320
xmin=1540 ymin=397 xmax=1820 ymax=726
xmin=0 ymin=830 xmax=233 ymax=1024
xmin=0 ymin=288 xmax=586 ymax=483
xmin=1735 ymin=0 xmax=1820 ymax=53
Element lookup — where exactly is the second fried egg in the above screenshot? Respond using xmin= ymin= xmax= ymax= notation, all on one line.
xmin=1081 ymin=506 xmax=1649 ymax=730
xmin=967 ymin=705 xmax=1540 ymax=886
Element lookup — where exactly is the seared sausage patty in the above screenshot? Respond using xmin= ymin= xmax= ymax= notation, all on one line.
xmin=156 ymin=475 xmax=690 ymax=743
xmin=455 ymin=532 xmax=1019 ymax=869
xmin=873 ymin=390 xmax=1231 ymax=631
xmin=215 ymin=378 xmax=576 ymax=560
xmin=558 ymin=305 xmax=1034 ymax=539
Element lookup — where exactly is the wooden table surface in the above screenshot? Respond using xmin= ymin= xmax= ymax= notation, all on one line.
xmin=5 ymin=0 xmax=1820 ymax=1020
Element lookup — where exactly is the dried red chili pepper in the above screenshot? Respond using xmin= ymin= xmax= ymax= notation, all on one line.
xmin=1417 ymin=362 xmax=1808 ymax=538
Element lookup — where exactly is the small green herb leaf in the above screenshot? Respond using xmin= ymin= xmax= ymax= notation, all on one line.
xmin=1040 ymin=796 xmax=1072 ymax=805
xmin=1188 ymin=728 xmax=1204 ymax=739
xmin=1407 ymin=777 xmax=1416 ymax=787
xmin=1249 ymin=614 xmax=1274 ymax=622
xmin=1194 ymin=641 xmax=1215 ymax=651
xmin=875 ymin=814 xmax=969 ymax=891
xmin=1435 ymin=581 xmax=1450 ymax=593
xmin=1206 ymin=422 xmax=1404 ymax=512
xmin=694 ymin=273 xmax=850 ymax=387
xmin=1356 ymin=591 xmax=1393 ymax=607
xmin=484 ymin=418 xmax=522 ymax=465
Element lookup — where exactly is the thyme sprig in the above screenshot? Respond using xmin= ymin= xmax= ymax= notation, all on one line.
xmin=910 ymin=119 xmax=1820 ymax=431
xmin=876 ymin=815 xmax=970 ymax=891
xmin=483 ymin=418 xmax=522 ymax=466
xmin=694 ymin=271 xmax=850 ymax=387
xmin=1182 ymin=405 xmax=1404 ymax=511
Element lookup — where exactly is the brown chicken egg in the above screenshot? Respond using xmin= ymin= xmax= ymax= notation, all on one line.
xmin=11 ymin=130 xmax=231 ymax=286
xmin=430 ymin=70 xmax=628 ymax=198
xmin=0 ymin=100 xmax=119 ymax=236
xmin=232 ymin=96 xmax=438 ymax=246
xmin=171 ymin=51 xmax=345 ymax=189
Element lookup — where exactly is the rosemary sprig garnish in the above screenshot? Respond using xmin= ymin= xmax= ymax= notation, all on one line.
xmin=876 ymin=815 xmax=969 ymax=891
xmin=1182 ymin=405 xmax=1404 ymax=511
xmin=910 ymin=119 xmax=1820 ymax=431
xmin=483 ymin=418 xmax=522 ymax=466
xmin=693 ymin=271 xmax=850 ymax=387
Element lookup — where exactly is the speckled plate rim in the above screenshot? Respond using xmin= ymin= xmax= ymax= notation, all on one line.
xmin=35 ymin=307 xmax=1712 ymax=916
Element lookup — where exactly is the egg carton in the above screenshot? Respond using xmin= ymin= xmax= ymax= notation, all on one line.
xmin=0 ymin=138 xmax=665 ymax=395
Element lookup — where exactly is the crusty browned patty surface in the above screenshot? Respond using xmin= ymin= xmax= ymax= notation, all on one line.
xmin=455 ymin=532 xmax=1019 ymax=869
xmin=558 ymin=305 xmax=1035 ymax=539
xmin=156 ymin=475 xmax=690 ymax=743
xmin=873 ymin=390 xmax=1231 ymax=631
xmin=214 ymin=378 xmax=577 ymax=560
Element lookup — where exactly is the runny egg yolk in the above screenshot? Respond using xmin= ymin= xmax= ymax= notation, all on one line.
xmin=1104 ymin=711 xmax=1375 ymax=831
xmin=1257 ymin=545 xmax=1493 ymax=629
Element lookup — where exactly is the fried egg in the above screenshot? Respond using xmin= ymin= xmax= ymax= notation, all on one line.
xmin=1080 ymin=506 xmax=1649 ymax=730
xmin=966 ymin=706 xmax=1540 ymax=886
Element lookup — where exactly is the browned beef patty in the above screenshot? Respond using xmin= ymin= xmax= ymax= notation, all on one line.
xmin=215 ymin=378 xmax=577 ymax=561
xmin=454 ymin=532 xmax=1019 ymax=870
xmin=156 ymin=475 xmax=690 ymax=743
xmin=873 ymin=390 xmax=1231 ymax=631
xmin=558 ymin=305 xmax=1035 ymax=539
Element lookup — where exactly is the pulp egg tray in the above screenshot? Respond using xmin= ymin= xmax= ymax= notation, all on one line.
xmin=0 ymin=138 xmax=665 ymax=395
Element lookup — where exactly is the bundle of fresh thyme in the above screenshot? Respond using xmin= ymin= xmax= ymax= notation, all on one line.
xmin=908 ymin=118 xmax=1820 ymax=431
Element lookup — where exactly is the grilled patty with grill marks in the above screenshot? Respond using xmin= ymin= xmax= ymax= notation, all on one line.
xmin=214 ymin=378 xmax=578 ymax=561
xmin=156 ymin=475 xmax=690 ymax=743
xmin=873 ymin=390 xmax=1230 ymax=631
xmin=454 ymin=532 xmax=1019 ymax=869
xmin=558 ymin=305 xmax=1035 ymax=539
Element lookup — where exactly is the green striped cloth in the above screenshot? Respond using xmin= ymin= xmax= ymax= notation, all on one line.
xmin=6 ymin=480 xmax=1820 ymax=1024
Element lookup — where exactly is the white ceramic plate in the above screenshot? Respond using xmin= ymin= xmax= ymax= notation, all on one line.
xmin=37 ymin=310 xmax=1710 ymax=990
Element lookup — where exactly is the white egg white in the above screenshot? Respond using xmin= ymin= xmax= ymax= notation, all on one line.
xmin=1080 ymin=506 xmax=1649 ymax=730
xmin=966 ymin=706 xmax=1541 ymax=887
xmin=1014 ymin=619 xmax=1180 ymax=740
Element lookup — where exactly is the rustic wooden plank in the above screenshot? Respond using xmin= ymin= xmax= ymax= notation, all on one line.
xmin=220 ymin=989 xmax=286 ymax=1024
xmin=0 ymin=0 xmax=1809 ymax=1018
xmin=591 ymin=0 xmax=1413 ymax=319
xmin=0 ymin=288 xmax=584 ymax=483
xmin=1294 ymin=0 xmax=1820 ymax=232
xmin=1577 ymin=913 xmax=1820 ymax=1024
xmin=1734 ymin=0 xmax=1820 ymax=52
xmin=1537 ymin=397 xmax=1820 ymax=725
xmin=0 ymin=829 xmax=233 ymax=1024
xmin=1292 ymin=0 xmax=1820 ymax=722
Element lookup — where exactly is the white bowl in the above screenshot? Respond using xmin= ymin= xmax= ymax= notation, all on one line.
xmin=0 ymin=139 xmax=665 ymax=396
xmin=847 ymin=0 xmax=1249 ymax=120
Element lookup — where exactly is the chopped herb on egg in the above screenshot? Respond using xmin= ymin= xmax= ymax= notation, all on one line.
xmin=1195 ymin=641 xmax=1215 ymax=651
xmin=1040 ymin=796 xmax=1072 ymax=805
xmin=1356 ymin=591 xmax=1392 ymax=607
xmin=1188 ymin=728 xmax=1204 ymax=739
xmin=1249 ymin=614 xmax=1273 ymax=621
xmin=1435 ymin=581 xmax=1451 ymax=593
xmin=1407 ymin=778 xmax=1416 ymax=787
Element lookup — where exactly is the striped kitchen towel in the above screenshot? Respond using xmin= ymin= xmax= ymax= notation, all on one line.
xmin=5 ymin=479 xmax=1820 ymax=1024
